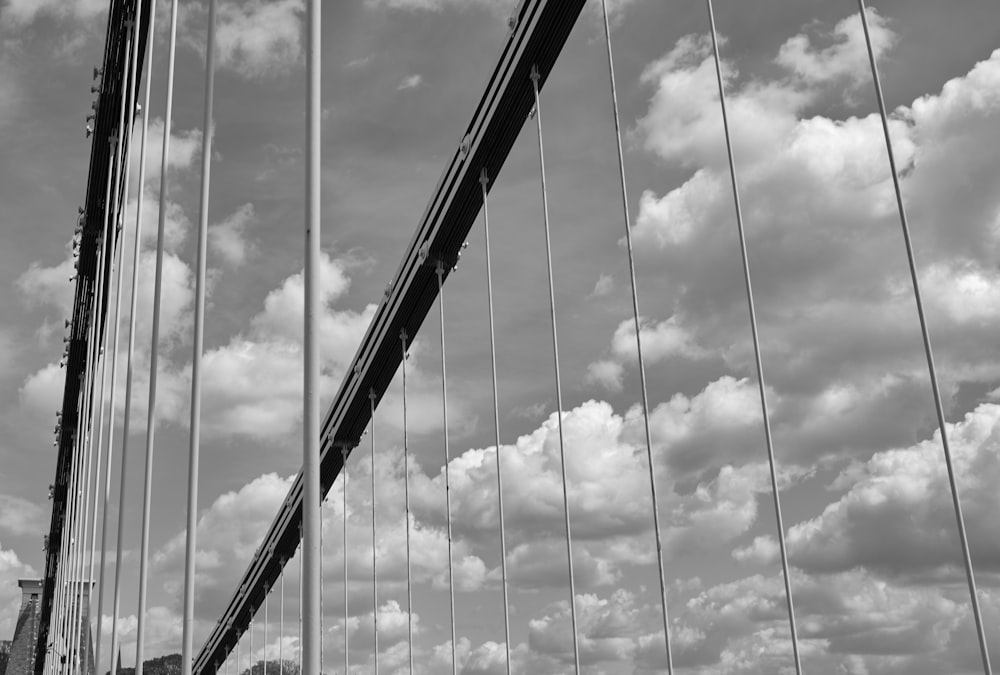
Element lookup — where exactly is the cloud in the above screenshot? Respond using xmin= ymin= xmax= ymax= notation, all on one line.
xmin=397 ymin=74 xmax=422 ymax=91
xmin=732 ymin=535 xmax=779 ymax=567
xmin=589 ymin=273 xmax=614 ymax=298
xmin=209 ymin=203 xmax=257 ymax=267
xmin=585 ymin=359 xmax=623 ymax=392
xmin=152 ymin=473 xmax=295 ymax=621
xmin=16 ymin=255 xmax=75 ymax=315
xmin=667 ymin=570 xmax=1000 ymax=674
xmin=128 ymin=119 xmax=202 ymax=190
xmin=1 ymin=0 xmax=105 ymax=27
xmin=624 ymin=20 xmax=1000 ymax=472
xmin=787 ymin=402 xmax=1000 ymax=577
xmin=0 ymin=494 xmax=46 ymax=537
xmin=776 ymin=9 xmax=896 ymax=89
xmin=594 ymin=315 xmax=708 ymax=377
xmin=182 ymin=0 xmax=305 ymax=79
xmin=192 ymin=252 xmax=376 ymax=440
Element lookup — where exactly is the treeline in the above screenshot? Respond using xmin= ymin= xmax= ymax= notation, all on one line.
xmin=110 ymin=655 xmax=301 ymax=675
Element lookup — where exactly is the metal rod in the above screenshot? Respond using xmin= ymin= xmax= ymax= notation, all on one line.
xmin=856 ymin=2 xmax=992 ymax=671
xmin=302 ymin=0 xmax=322 ymax=673
xmin=598 ymin=1 xmax=675 ymax=670
xmin=136 ymin=1 xmax=179 ymax=673
xmin=82 ymin=254 xmax=105 ymax=675
xmin=529 ymin=64 xmax=581 ymax=673
xmin=298 ymin=536 xmax=302 ymax=673
xmin=704 ymin=3 xmax=803 ymax=673
xmin=320 ymin=505 xmax=323 ymax=675
xmin=400 ymin=331 xmax=413 ymax=675
xmin=182 ymin=2 xmax=216 ymax=673
xmin=249 ymin=618 xmax=253 ymax=675
xmin=279 ymin=564 xmax=284 ymax=675
xmin=478 ymin=171 xmax=512 ymax=674
xmin=435 ymin=262 xmax=459 ymax=675
xmin=106 ymin=19 xmax=136 ymax=671
xmin=341 ymin=449 xmax=348 ymax=675
xmin=370 ymin=391 xmax=379 ymax=674
xmin=91 ymin=141 xmax=118 ymax=675
xmin=265 ymin=592 xmax=269 ymax=673
xmin=64 ymin=402 xmax=86 ymax=675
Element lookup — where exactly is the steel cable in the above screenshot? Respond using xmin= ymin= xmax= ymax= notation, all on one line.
xmin=529 ymin=64 xmax=581 ymax=673
xmin=705 ymin=3 xmax=803 ymax=672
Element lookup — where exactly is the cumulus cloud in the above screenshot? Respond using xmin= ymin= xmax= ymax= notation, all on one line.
xmin=787 ymin=402 xmax=1000 ymax=577
xmin=128 ymin=119 xmax=202 ymax=190
xmin=0 ymin=494 xmax=46 ymax=537
xmin=1 ymin=0 xmax=105 ymax=27
xmin=183 ymin=0 xmax=305 ymax=79
xmin=193 ymin=252 xmax=376 ymax=439
xmin=586 ymin=315 xmax=709 ymax=384
xmin=209 ymin=203 xmax=257 ymax=267
xmin=397 ymin=74 xmax=422 ymax=91
xmin=624 ymin=18 xmax=1000 ymax=470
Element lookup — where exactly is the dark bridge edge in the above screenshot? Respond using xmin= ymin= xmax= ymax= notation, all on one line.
xmin=36 ymin=2 xmax=153 ymax=674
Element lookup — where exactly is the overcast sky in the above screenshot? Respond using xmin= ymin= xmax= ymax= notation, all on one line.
xmin=2 ymin=0 xmax=1000 ymax=673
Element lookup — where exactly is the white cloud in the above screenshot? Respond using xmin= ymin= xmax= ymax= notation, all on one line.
xmin=626 ymin=22 xmax=1000 ymax=472
xmin=732 ymin=535 xmax=779 ymax=567
xmin=610 ymin=315 xmax=707 ymax=364
xmin=128 ymin=119 xmax=202 ymax=190
xmin=787 ymin=402 xmax=1000 ymax=577
xmin=209 ymin=203 xmax=257 ymax=267
xmin=0 ymin=494 xmax=46 ymax=537
xmin=1 ymin=0 xmax=105 ymax=27
xmin=194 ymin=252 xmax=376 ymax=439
xmin=585 ymin=359 xmax=623 ymax=392
xmin=589 ymin=273 xmax=614 ymax=298
xmin=16 ymin=255 xmax=75 ymax=315
xmin=397 ymin=74 xmax=422 ymax=91
xmin=182 ymin=0 xmax=305 ymax=79
xmin=776 ymin=9 xmax=896 ymax=89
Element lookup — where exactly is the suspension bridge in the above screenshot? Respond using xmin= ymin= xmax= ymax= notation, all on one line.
xmin=21 ymin=1 xmax=996 ymax=674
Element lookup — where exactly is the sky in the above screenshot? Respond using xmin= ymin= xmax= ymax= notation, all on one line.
xmin=1 ymin=0 xmax=1000 ymax=673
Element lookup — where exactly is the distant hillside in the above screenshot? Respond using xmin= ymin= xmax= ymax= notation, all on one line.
xmin=111 ymin=653 xmax=181 ymax=675
xmin=108 ymin=655 xmax=301 ymax=675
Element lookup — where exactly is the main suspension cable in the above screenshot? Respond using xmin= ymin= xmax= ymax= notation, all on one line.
xmin=598 ymin=1 xmax=675 ymax=670
xmin=435 ymin=260 xmax=459 ymax=675
xmin=529 ymin=64 xmax=581 ymax=673
xmin=704 ymin=3 xmax=803 ymax=673
xmin=400 ymin=331 xmax=414 ymax=675
xmin=478 ymin=170 xmax=512 ymax=674
xmin=855 ymin=3 xmax=992 ymax=672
